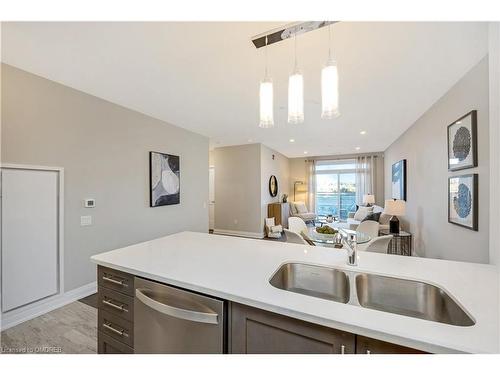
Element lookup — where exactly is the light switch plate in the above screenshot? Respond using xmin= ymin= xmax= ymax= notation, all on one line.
xmin=84 ymin=199 xmax=96 ymax=208
xmin=80 ymin=215 xmax=92 ymax=226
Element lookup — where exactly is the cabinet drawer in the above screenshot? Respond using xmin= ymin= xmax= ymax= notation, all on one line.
xmin=356 ymin=335 xmax=426 ymax=354
xmin=98 ymin=331 xmax=134 ymax=354
xmin=98 ymin=266 xmax=135 ymax=296
xmin=98 ymin=286 xmax=134 ymax=321
xmin=98 ymin=310 xmax=134 ymax=347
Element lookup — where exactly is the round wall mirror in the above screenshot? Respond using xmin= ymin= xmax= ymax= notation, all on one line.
xmin=269 ymin=175 xmax=278 ymax=197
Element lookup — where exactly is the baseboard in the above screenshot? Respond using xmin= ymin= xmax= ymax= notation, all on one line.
xmin=0 ymin=281 xmax=97 ymax=331
xmin=212 ymin=229 xmax=265 ymax=239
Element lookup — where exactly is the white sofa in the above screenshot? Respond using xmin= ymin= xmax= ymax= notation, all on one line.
xmin=289 ymin=201 xmax=316 ymax=223
xmin=332 ymin=204 xmax=391 ymax=231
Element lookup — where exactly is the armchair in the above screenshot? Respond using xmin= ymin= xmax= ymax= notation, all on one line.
xmin=265 ymin=217 xmax=282 ymax=239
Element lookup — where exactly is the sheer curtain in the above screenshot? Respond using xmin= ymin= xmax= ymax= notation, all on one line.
xmin=355 ymin=155 xmax=375 ymax=205
xmin=305 ymin=160 xmax=316 ymax=213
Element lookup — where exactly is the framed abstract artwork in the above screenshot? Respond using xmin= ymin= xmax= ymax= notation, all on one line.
xmin=391 ymin=159 xmax=407 ymax=200
xmin=447 ymin=110 xmax=477 ymax=171
xmin=448 ymin=174 xmax=478 ymax=231
xmin=149 ymin=151 xmax=180 ymax=207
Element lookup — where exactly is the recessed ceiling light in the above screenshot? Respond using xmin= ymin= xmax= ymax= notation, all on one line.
xmin=360 ymin=130 xmax=367 ymax=135
xmin=355 ymin=146 xmax=360 ymax=151
xmin=289 ymin=139 xmax=295 ymax=143
xmin=303 ymin=151 xmax=308 ymax=154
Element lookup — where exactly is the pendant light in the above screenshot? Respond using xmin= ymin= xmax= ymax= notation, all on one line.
xmin=288 ymin=34 xmax=304 ymax=124
xmin=321 ymin=24 xmax=340 ymax=119
xmin=259 ymin=36 xmax=274 ymax=128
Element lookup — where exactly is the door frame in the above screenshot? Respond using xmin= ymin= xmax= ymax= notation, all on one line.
xmin=209 ymin=166 xmax=215 ymax=231
xmin=1 ymin=163 xmax=65 ymax=304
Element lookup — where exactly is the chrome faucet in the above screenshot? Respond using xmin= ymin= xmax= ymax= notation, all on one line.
xmin=342 ymin=233 xmax=358 ymax=266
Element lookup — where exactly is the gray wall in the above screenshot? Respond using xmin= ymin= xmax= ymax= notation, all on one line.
xmin=384 ymin=56 xmax=490 ymax=263
xmin=1 ymin=64 xmax=209 ymax=291
xmin=488 ymin=23 xmax=500 ymax=267
xmin=260 ymin=145 xmax=290 ymax=230
xmin=214 ymin=144 xmax=262 ymax=235
xmin=214 ymin=143 xmax=290 ymax=236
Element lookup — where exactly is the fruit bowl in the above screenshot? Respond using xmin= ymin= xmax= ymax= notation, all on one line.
xmin=313 ymin=226 xmax=338 ymax=241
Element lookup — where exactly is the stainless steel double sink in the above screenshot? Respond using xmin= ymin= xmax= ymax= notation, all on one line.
xmin=269 ymin=263 xmax=475 ymax=327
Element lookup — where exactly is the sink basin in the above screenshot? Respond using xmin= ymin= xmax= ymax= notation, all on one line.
xmin=269 ymin=263 xmax=349 ymax=303
xmin=355 ymin=273 xmax=475 ymax=326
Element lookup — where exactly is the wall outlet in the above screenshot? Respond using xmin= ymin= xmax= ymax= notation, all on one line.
xmin=233 ymin=219 xmax=238 ymax=224
xmin=80 ymin=215 xmax=92 ymax=226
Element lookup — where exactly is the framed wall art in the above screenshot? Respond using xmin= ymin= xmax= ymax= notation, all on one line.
xmin=447 ymin=110 xmax=477 ymax=171
xmin=150 ymin=151 xmax=180 ymax=207
xmin=448 ymin=173 xmax=478 ymax=231
xmin=269 ymin=175 xmax=278 ymax=197
xmin=391 ymin=159 xmax=407 ymax=201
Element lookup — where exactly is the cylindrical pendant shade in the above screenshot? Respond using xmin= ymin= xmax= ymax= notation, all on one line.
xmin=259 ymin=78 xmax=274 ymax=128
xmin=288 ymin=71 xmax=304 ymax=124
xmin=321 ymin=59 xmax=340 ymax=119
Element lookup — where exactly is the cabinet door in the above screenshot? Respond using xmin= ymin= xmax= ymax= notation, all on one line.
xmin=98 ymin=331 xmax=134 ymax=354
xmin=230 ymin=303 xmax=355 ymax=354
xmin=356 ymin=335 xmax=426 ymax=354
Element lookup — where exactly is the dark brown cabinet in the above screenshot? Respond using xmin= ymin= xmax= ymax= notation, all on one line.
xmin=97 ymin=266 xmax=135 ymax=354
xmin=356 ymin=335 xmax=426 ymax=354
xmin=98 ymin=331 xmax=134 ymax=354
xmin=96 ymin=266 xmax=428 ymax=355
xmin=230 ymin=303 xmax=355 ymax=354
xmin=229 ymin=303 xmax=426 ymax=354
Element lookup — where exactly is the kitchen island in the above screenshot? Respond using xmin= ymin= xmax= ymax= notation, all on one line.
xmin=91 ymin=231 xmax=499 ymax=354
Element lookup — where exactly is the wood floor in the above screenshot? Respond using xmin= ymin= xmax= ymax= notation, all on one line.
xmin=1 ymin=301 xmax=97 ymax=354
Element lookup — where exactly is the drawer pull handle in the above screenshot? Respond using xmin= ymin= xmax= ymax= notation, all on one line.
xmin=341 ymin=345 xmax=345 ymax=354
xmin=103 ymin=322 xmax=128 ymax=337
xmin=102 ymin=275 xmax=128 ymax=287
xmin=102 ymin=298 xmax=128 ymax=312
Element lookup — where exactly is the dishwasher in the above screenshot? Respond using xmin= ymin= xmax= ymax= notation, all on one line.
xmin=134 ymin=277 xmax=226 ymax=353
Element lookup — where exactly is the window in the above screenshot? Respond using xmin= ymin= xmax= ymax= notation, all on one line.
xmin=315 ymin=159 xmax=356 ymax=220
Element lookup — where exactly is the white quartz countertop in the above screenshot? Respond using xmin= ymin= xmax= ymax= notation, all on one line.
xmin=91 ymin=231 xmax=499 ymax=353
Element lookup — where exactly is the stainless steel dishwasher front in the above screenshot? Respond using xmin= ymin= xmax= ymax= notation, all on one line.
xmin=134 ymin=277 xmax=225 ymax=353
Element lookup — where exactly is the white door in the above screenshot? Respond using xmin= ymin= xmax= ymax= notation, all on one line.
xmin=1 ymin=167 xmax=60 ymax=312
xmin=209 ymin=167 xmax=215 ymax=230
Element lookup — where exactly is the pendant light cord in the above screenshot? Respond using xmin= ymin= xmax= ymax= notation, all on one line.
xmin=328 ymin=24 xmax=332 ymax=60
xmin=294 ymin=33 xmax=298 ymax=71
xmin=293 ymin=33 xmax=297 ymax=70
xmin=264 ymin=35 xmax=268 ymax=77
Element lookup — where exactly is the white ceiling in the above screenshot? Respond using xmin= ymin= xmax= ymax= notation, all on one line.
xmin=1 ymin=22 xmax=488 ymax=157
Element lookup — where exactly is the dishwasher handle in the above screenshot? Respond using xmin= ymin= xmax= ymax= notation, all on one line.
xmin=135 ymin=288 xmax=219 ymax=325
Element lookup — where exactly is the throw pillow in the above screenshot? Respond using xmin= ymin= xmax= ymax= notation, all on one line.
xmin=294 ymin=201 xmax=308 ymax=214
xmin=353 ymin=206 xmax=373 ymax=221
xmin=362 ymin=212 xmax=381 ymax=223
